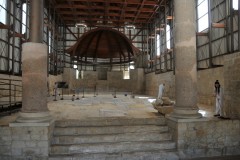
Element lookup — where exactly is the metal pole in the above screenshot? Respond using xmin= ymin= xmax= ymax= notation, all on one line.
xmin=82 ymin=88 xmax=85 ymax=98
xmin=60 ymin=88 xmax=64 ymax=100
xmin=12 ymin=1 xmax=16 ymax=75
xmin=114 ymin=89 xmax=117 ymax=98
xmin=238 ymin=0 xmax=240 ymax=51
xmin=76 ymin=89 xmax=79 ymax=100
xmin=208 ymin=0 xmax=213 ymax=67
xmin=229 ymin=0 xmax=234 ymax=53
xmin=14 ymin=85 xmax=16 ymax=103
xmin=9 ymin=79 xmax=11 ymax=107
xmin=6 ymin=0 xmax=11 ymax=74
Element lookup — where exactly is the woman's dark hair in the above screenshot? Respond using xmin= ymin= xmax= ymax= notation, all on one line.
xmin=215 ymin=80 xmax=220 ymax=94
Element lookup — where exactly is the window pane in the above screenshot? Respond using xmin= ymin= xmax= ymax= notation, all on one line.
xmin=22 ymin=3 xmax=27 ymax=34
xmin=166 ymin=25 xmax=170 ymax=49
xmin=197 ymin=0 xmax=208 ymax=18
xmin=0 ymin=0 xmax=6 ymax=24
xmin=157 ymin=34 xmax=160 ymax=55
xmin=198 ymin=0 xmax=205 ymax=5
xmin=198 ymin=14 xmax=209 ymax=32
xmin=233 ymin=0 xmax=238 ymax=10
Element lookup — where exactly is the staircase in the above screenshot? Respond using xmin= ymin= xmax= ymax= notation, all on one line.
xmin=49 ymin=117 xmax=179 ymax=160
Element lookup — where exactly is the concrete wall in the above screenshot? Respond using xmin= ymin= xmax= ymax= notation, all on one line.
xmin=167 ymin=118 xmax=240 ymax=159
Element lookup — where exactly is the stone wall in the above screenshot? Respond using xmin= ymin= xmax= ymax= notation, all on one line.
xmin=0 ymin=127 xmax=11 ymax=160
xmin=8 ymin=121 xmax=54 ymax=160
xmin=166 ymin=117 xmax=240 ymax=159
xmin=62 ymin=68 xmax=144 ymax=95
xmin=224 ymin=52 xmax=240 ymax=119
xmin=145 ymin=72 xmax=175 ymax=99
xmin=0 ymin=121 xmax=54 ymax=160
xmin=197 ymin=67 xmax=224 ymax=106
xmin=130 ymin=68 xmax=145 ymax=94
xmin=48 ymin=74 xmax=63 ymax=96
xmin=144 ymin=67 xmax=225 ymax=105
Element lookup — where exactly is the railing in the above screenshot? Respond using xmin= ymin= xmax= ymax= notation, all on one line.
xmin=52 ymin=86 xmax=133 ymax=101
xmin=0 ymin=78 xmax=22 ymax=116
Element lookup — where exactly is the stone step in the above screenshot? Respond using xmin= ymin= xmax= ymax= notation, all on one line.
xmin=54 ymin=125 xmax=169 ymax=136
xmin=54 ymin=117 xmax=166 ymax=127
xmin=52 ymin=132 xmax=172 ymax=145
xmin=49 ymin=150 xmax=179 ymax=160
xmin=50 ymin=141 xmax=176 ymax=155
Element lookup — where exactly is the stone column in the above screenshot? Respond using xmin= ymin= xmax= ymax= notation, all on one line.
xmin=17 ymin=0 xmax=51 ymax=122
xmin=170 ymin=0 xmax=201 ymax=118
xmin=29 ymin=0 xmax=43 ymax=43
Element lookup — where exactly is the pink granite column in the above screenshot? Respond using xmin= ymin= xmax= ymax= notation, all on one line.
xmin=170 ymin=0 xmax=202 ymax=118
xmin=17 ymin=0 xmax=51 ymax=122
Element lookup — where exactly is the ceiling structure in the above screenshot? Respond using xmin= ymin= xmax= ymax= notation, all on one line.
xmin=50 ymin=0 xmax=164 ymax=28
xmin=48 ymin=0 xmax=168 ymax=67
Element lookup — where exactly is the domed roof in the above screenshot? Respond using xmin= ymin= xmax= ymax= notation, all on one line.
xmin=67 ymin=28 xmax=140 ymax=64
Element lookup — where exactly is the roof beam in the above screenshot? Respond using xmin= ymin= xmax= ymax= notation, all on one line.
xmin=133 ymin=0 xmax=146 ymax=23
xmin=64 ymin=0 xmax=158 ymax=6
xmin=55 ymin=4 xmax=155 ymax=12
xmin=103 ymin=0 xmax=109 ymax=25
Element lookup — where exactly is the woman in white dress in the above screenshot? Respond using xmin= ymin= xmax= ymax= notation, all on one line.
xmin=214 ymin=80 xmax=228 ymax=119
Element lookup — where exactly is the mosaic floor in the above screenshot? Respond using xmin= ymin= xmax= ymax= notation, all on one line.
xmin=0 ymin=93 xmax=215 ymax=125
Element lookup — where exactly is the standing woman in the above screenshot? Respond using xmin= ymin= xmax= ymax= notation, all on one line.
xmin=214 ymin=80 xmax=224 ymax=118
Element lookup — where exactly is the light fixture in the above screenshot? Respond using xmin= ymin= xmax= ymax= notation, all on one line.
xmin=166 ymin=16 xmax=173 ymax=20
xmin=125 ymin=24 xmax=136 ymax=30
xmin=148 ymin=36 xmax=155 ymax=39
xmin=75 ymin=23 xmax=87 ymax=28
xmin=156 ymin=27 xmax=165 ymax=31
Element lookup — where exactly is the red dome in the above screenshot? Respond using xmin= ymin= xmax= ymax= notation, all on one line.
xmin=67 ymin=28 xmax=140 ymax=64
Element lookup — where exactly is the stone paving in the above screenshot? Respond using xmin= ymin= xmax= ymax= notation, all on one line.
xmin=48 ymin=94 xmax=159 ymax=120
xmin=0 ymin=93 xmax=218 ymax=126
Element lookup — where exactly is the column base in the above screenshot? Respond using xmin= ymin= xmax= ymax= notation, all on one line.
xmin=169 ymin=107 xmax=202 ymax=119
xmin=16 ymin=112 xmax=52 ymax=123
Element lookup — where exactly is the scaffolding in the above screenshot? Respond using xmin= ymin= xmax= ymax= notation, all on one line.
xmin=0 ymin=78 xmax=22 ymax=116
